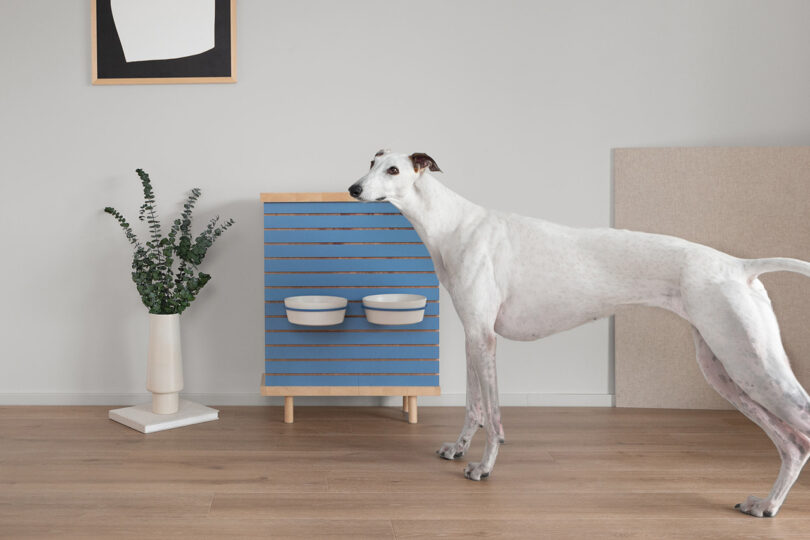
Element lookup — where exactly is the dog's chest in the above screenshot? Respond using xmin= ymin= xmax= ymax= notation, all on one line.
xmin=493 ymin=286 xmax=612 ymax=341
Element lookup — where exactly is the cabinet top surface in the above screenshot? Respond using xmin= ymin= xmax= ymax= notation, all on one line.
xmin=261 ymin=192 xmax=355 ymax=203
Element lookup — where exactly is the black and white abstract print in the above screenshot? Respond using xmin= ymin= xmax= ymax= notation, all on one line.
xmin=94 ymin=0 xmax=234 ymax=81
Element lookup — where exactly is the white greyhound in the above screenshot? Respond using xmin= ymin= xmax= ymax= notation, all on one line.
xmin=349 ymin=150 xmax=810 ymax=517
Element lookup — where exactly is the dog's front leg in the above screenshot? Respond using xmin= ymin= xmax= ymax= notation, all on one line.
xmin=437 ymin=362 xmax=484 ymax=460
xmin=462 ymin=329 xmax=503 ymax=481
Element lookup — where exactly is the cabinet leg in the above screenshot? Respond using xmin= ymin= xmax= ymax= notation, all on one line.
xmin=403 ymin=396 xmax=409 ymax=413
xmin=407 ymin=396 xmax=417 ymax=424
xmin=284 ymin=396 xmax=294 ymax=424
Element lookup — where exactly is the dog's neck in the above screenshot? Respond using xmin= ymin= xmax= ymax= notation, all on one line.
xmin=390 ymin=173 xmax=484 ymax=248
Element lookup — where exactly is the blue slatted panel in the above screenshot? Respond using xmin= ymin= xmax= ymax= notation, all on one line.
xmin=265 ymin=301 xmax=439 ymax=316
xmin=265 ymin=244 xmax=430 ymax=258
xmin=266 ymin=345 xmax=439 ymax=360
xmin=264 ymin=374 xmax=440 ymax=386
xmin=265 ymin=202 xmax=397 ymax=214
xmin=265 ymin=273 xmax=438 ymax=287
xmin=266 ymin=361 xmax=439 ymax=374
xmin=265 ymin=287 xmax=439 ymax=301
xmin=267 ymin=332 xmax=439 ymax=345
xmin=263 ymin=197 xmax=439 ymax=389
xmin=265 ymin=258 xmax=434 ymax=272
xmin=265 ymin=214 xmax=413 ymax=229
xmin=264 ymin=229 xmax=422 ymax=243
xmin=266 ymin=317 xmax=439 ymax=331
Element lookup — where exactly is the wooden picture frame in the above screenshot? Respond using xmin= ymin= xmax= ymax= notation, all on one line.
xmin=91 ymin=0 xmax=237 ymax=85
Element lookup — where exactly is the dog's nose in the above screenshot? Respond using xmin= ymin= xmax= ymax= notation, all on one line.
xmin=349 ymin=184 xmax=363 ymax=198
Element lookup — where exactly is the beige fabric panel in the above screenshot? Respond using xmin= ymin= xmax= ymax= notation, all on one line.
xmin=613 ymin=147 xmax=810 ymax=409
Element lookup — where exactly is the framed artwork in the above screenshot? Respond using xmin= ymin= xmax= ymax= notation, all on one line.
xmin=91 ymin=0 xmax=236 ymax=85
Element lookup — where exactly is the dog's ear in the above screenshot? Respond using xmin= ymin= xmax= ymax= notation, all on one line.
xmin=409 ymin=153 xmax=442 ymax=173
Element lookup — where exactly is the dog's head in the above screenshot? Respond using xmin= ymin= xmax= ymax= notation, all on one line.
xmin=348 ymin=149 xmax=441 ymax=202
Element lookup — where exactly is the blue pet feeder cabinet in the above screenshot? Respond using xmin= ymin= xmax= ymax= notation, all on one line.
xmin=260 ymin=192 xmax=441 ymax=423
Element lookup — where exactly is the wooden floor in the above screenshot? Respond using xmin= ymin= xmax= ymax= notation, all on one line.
xmin=3 ymin=406 xmax=810 ymax=539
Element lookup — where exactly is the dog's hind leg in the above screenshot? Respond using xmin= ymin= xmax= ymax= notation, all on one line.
xmin=437 ymin=362 xmax=484 ymax=460
xmin=686 ymin=277 xmax=810 ymax=516
xmin=691 ymin=327 xmax=810 ymax=517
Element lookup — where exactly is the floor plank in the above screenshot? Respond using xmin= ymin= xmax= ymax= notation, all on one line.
xmin=392 ymin=518 xmax=810 ymax=540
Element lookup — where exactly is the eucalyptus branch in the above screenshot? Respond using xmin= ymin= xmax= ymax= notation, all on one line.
xmin=103 ymin=207 xmax=141 ymax=247
xmin=104 ymin=169 xmax=235 ymax=315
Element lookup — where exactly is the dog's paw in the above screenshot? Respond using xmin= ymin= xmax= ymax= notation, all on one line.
xmin=437 ymin=442 xmax=464 ymax=460
xmin=463 ymin=462 xmax=491 ymax=481
xmin=735 ymin=495 xmax=778 ymax=518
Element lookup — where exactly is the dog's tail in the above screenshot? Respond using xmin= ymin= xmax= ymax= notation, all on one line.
xmin=743 ymin=257 xmax=810 ymax=281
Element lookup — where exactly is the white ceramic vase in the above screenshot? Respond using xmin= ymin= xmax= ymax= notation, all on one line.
xmin=146 ymin=314 xmax=184 ymax=414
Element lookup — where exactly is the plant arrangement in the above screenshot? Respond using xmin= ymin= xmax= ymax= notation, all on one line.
xmin=104 ymin=169 xmax=234 ymax=315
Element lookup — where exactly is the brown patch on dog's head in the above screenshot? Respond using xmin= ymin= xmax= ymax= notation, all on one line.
xmin=409 ymin=152 xmax=442 ymax=173
xmin=370 ymin=149 xmax=391 ymax=169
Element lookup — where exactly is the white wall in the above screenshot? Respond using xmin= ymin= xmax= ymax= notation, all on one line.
xmin=2 ymin=0 xmax=810 ymax=406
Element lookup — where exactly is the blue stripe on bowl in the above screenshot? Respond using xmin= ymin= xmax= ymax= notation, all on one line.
xmin=363 ymin=306 xmax=426 ymax=312
xmin=284 ymin=307 xmax=346 ymax=312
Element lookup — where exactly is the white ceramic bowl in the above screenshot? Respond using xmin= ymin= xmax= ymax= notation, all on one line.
xmin=284 ymin=296 xmax=347 ymax=326
xmin=362 ymin=294 xmax=427 ymax=325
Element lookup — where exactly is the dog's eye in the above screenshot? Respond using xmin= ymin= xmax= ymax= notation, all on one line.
xmin=387 ymin=166 xmax=399 ymax=175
